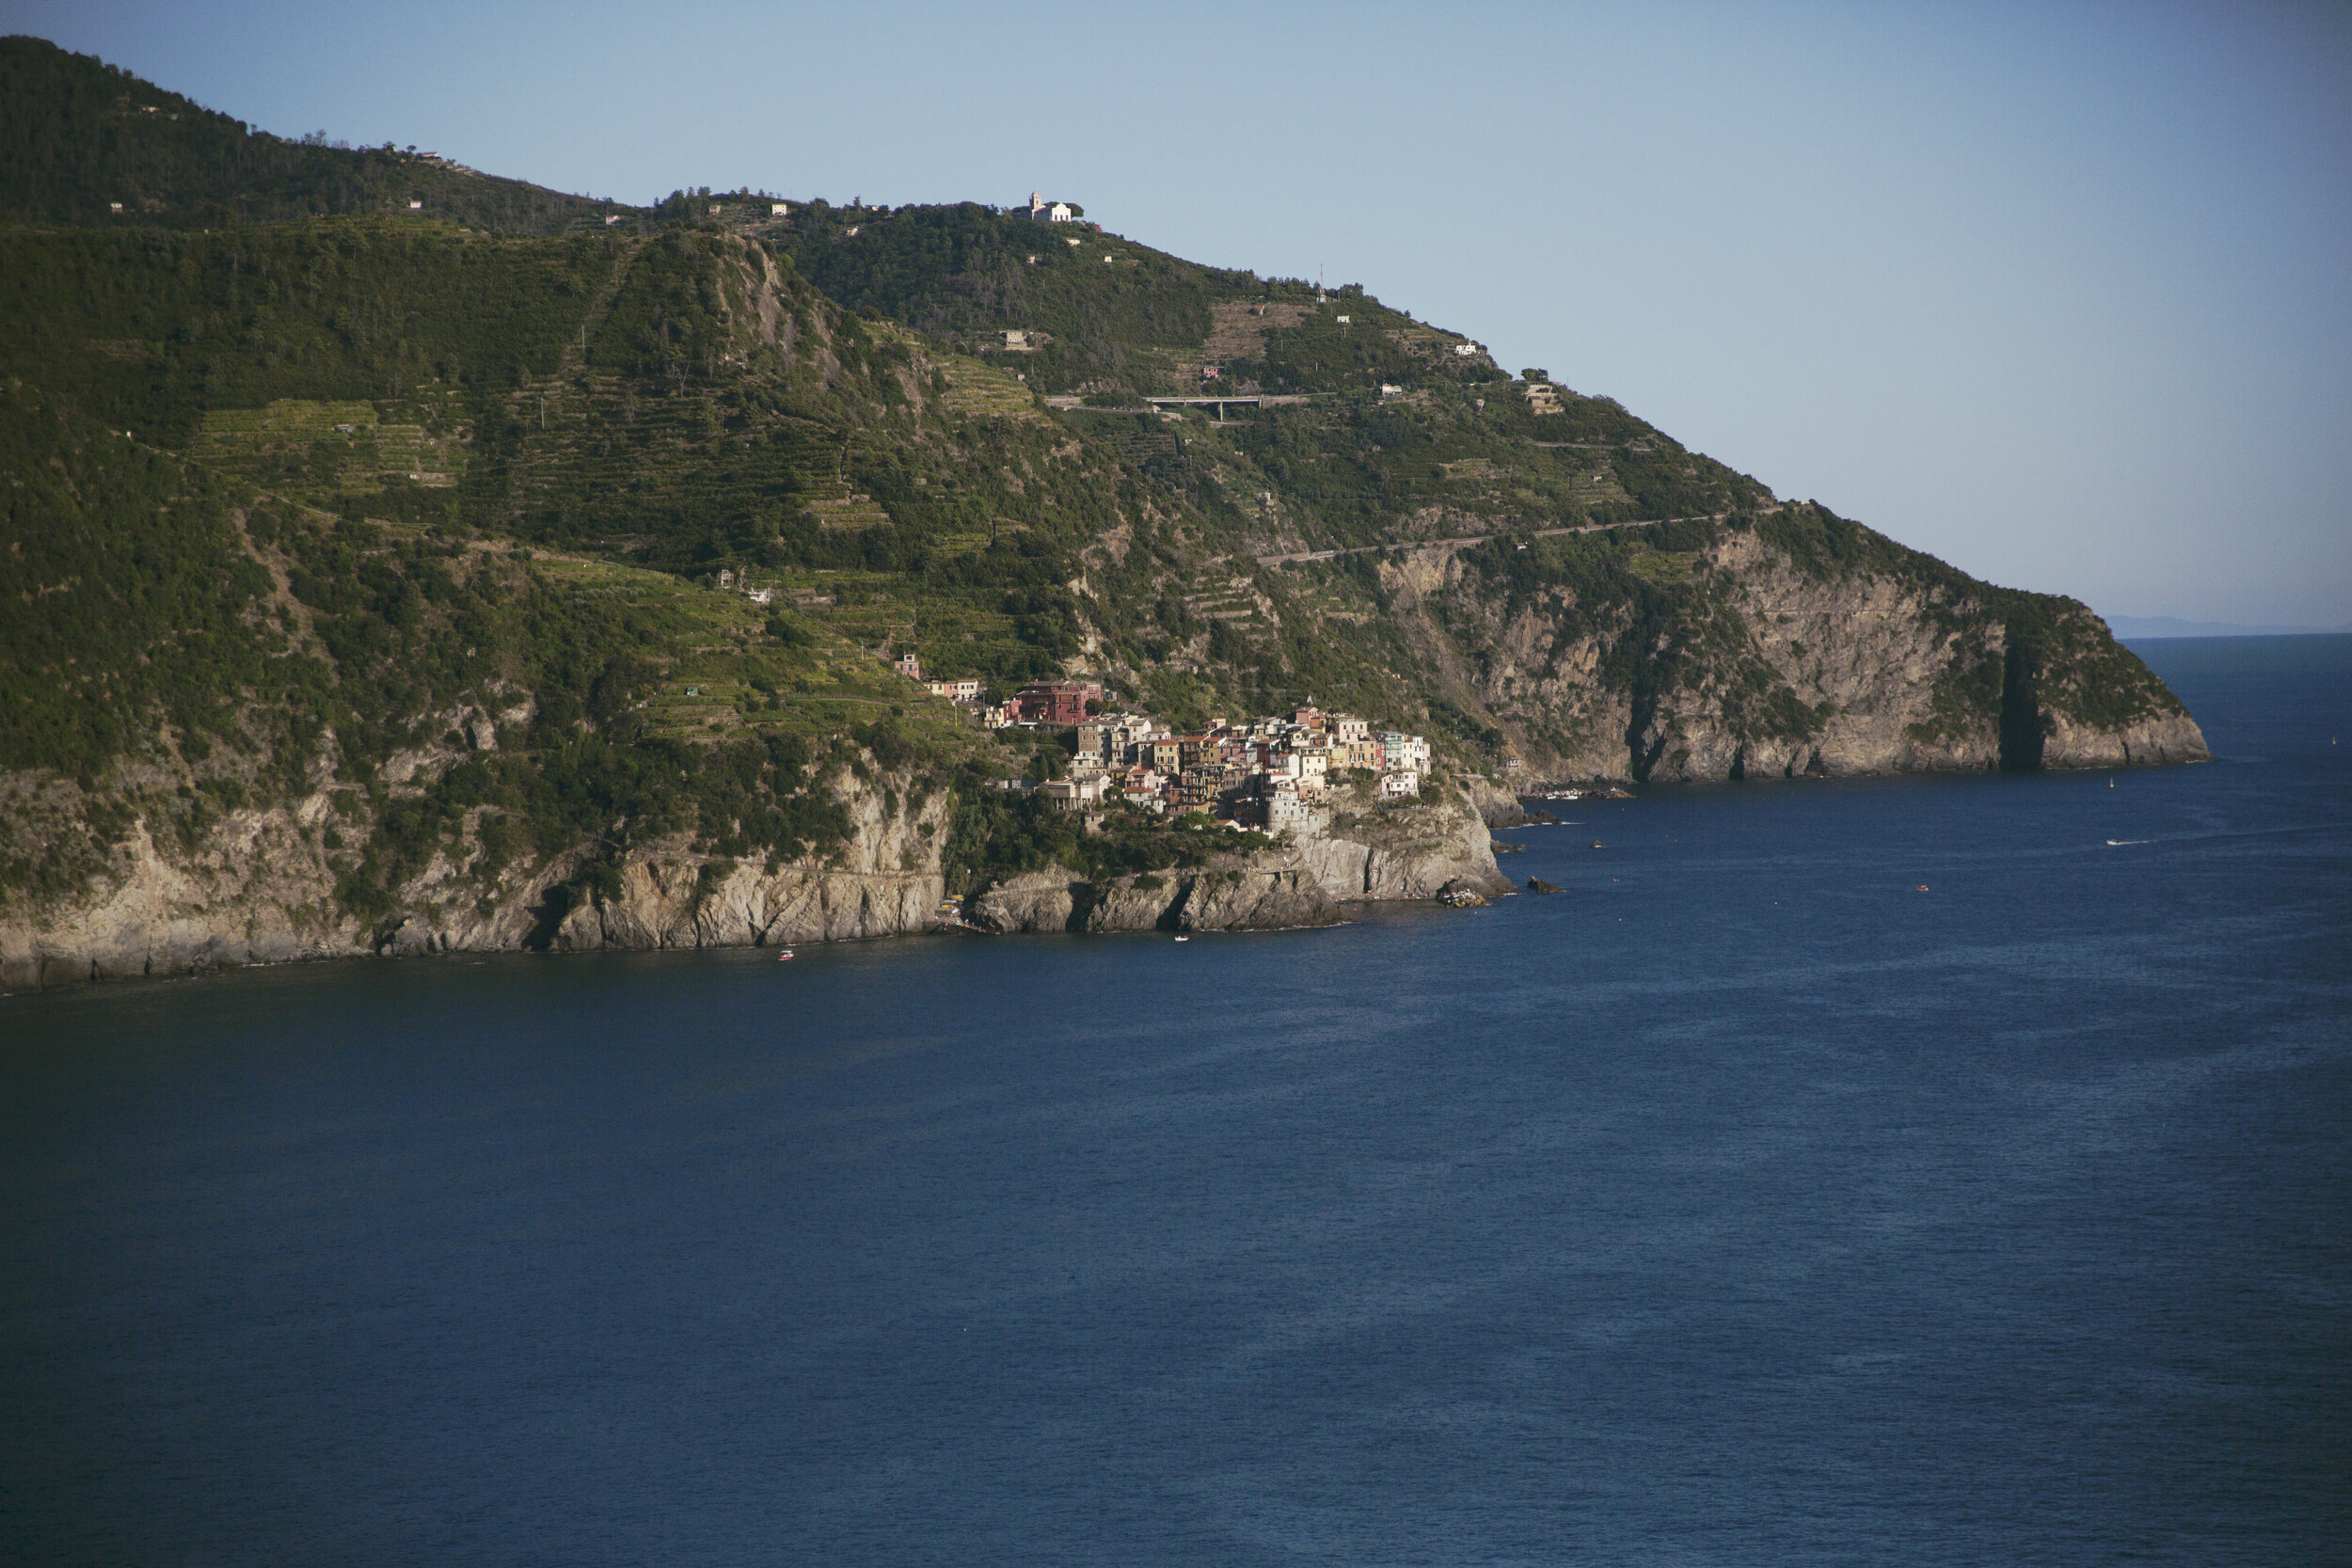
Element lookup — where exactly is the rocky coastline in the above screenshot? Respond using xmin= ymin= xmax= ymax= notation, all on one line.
xmin=0 ymin=773 xmax=1511 ymax=994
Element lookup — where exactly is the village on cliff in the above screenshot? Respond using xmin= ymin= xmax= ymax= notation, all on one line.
xmin=895 ymin=656 xmax=1432 ymax=834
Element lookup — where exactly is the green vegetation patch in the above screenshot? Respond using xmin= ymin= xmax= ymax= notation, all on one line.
xmin=0 ymin=387 xmax=280 ymax=781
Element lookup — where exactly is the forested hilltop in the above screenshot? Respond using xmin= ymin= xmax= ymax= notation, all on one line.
xmin=0 ymin=39 xmax=2205 ymax=989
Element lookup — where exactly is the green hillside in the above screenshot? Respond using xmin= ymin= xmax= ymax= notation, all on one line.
xmin=763 ymin=199 xmax=1503 ymax=399
xmin=0 ymin=40 xmax=2201 ymax=934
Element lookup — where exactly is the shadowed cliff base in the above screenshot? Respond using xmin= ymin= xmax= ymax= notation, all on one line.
xmin=2000 ymin=641 xmax=2047 ymax=772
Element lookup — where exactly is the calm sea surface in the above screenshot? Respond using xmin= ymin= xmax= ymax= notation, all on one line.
xmin=3 ymin=636 xmax=2347 ymax=1566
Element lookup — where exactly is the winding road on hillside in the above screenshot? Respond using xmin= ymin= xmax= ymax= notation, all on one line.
xmin=1253 ymin=505 xmax=1788 ymax=567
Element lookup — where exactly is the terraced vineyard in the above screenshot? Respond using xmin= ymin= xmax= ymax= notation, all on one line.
xmin=529 ymin=552 xmax=977 ymax=748
xmin=189 ymin=398 xmax=467 ymax=498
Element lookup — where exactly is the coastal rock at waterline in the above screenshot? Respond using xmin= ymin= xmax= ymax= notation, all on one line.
xmin=0 ymin=803 xmax=368 ymax=990
xmin=1465 ymin=774 xmax=1535 ymax=829
xmin=0 ymin=763 xmax=1495 ymax=990
xmin=1527 ymin=879 xmax=1563 ymax=895
xmin=2043 ymin=712 xmax=2210 ymax=769
xmin=1298 ymin=783 xmax=1514 ymax=902
xmin=967 ymin=865 xmax=1344 ymax=934
xmin=0 ymin=763 xmax=951 ymax=991
xmin=552 ymin=858 xmax=944 ymax=951
xmin=1165 ymin=868 xmax=1340 ymax=931
xmin=966 ymin=868 xmax=1083 ymax=934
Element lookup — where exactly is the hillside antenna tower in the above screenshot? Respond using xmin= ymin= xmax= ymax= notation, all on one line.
xmin=1317 ymin=266 xmax=1325 ymax=305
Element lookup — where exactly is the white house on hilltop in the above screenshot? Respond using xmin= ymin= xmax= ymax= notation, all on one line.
xmin=1025 ymin=191 xmax=1073 ymax=223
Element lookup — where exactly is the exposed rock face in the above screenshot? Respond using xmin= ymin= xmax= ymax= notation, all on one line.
xmin=965 ymin=863 xmax=1343 ymax=935
xmin=5 ymin=785 xmax=376 ymax=992
xmin=1 ymin=756 xmax=949 ymax=991
xmin=551 ymin=784 xmax=948 ymax=952
xmin=1378 ymin=524 xmax=2210 ymax=785
xmin=960 ymin=782 xmax=1507 ymax=935
xmin=1297 ymin=781 xmax=1513 ymax=901
xmin=2042 ymin=713 xmax=2210 ymax=769
xmin=554 ymin=858 xmax=943 ymax=952
xmin=1078 ymin=866 xmax=1342 ymax=933
xmin=1464 ymin=774 xmax=1535 ymax=828
xmin=1167 ymin=867 xmax=1340 ymax=930
xmin=1 ymin=762 xmax=1508 ymax=991
xmin=965 ymin=867 xmax=1082 ymax=933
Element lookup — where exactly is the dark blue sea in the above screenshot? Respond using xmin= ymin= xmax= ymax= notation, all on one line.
xmin=4 ymin=636 xmax=2347 ymax=1566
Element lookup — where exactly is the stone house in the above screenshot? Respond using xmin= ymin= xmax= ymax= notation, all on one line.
xmin=1041 ymin=775 xmax=1107 ymax=813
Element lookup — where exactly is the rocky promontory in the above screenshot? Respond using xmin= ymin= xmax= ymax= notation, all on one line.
xmin=961 ymin=780 xmax=1510 ymax=937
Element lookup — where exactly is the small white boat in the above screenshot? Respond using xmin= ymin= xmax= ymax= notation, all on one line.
xmin=1173 ymin=936 xmax=1189 ymax=942
xmin=776 ymin=947 xmax=796 ymax=960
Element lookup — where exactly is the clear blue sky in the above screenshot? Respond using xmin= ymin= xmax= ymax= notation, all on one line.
xmin=10 ymin=0 xmax=2348 ymax=626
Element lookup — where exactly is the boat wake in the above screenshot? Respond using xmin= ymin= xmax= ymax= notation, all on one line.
xmin=2106 ymin=839 xmax=2150 ymax=847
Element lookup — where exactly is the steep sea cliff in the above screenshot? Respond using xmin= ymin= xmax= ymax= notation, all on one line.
xmin=963 ymin=784 xmax=1510 ymax=936
xmin=0 ymin=764 xmax=1507 ymax=991
xmin=1375 ymin=527 xmax=2211 ymax=786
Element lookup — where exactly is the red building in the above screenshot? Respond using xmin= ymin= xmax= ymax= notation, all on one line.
xmin=1014 ymin=680 xmax=1103 ymax=725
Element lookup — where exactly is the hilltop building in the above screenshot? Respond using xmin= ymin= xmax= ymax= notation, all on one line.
xmin=1025 ymin=192 xmax=1074 ymax=223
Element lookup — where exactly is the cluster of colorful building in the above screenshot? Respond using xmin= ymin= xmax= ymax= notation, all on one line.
xmin=894 ymin=662 xmax=1421 ymax=832
xmin=896 ymin=660 xmax=1430 ymax=832
xmin=1051 ymin=706 xmax=1430 ymax=832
